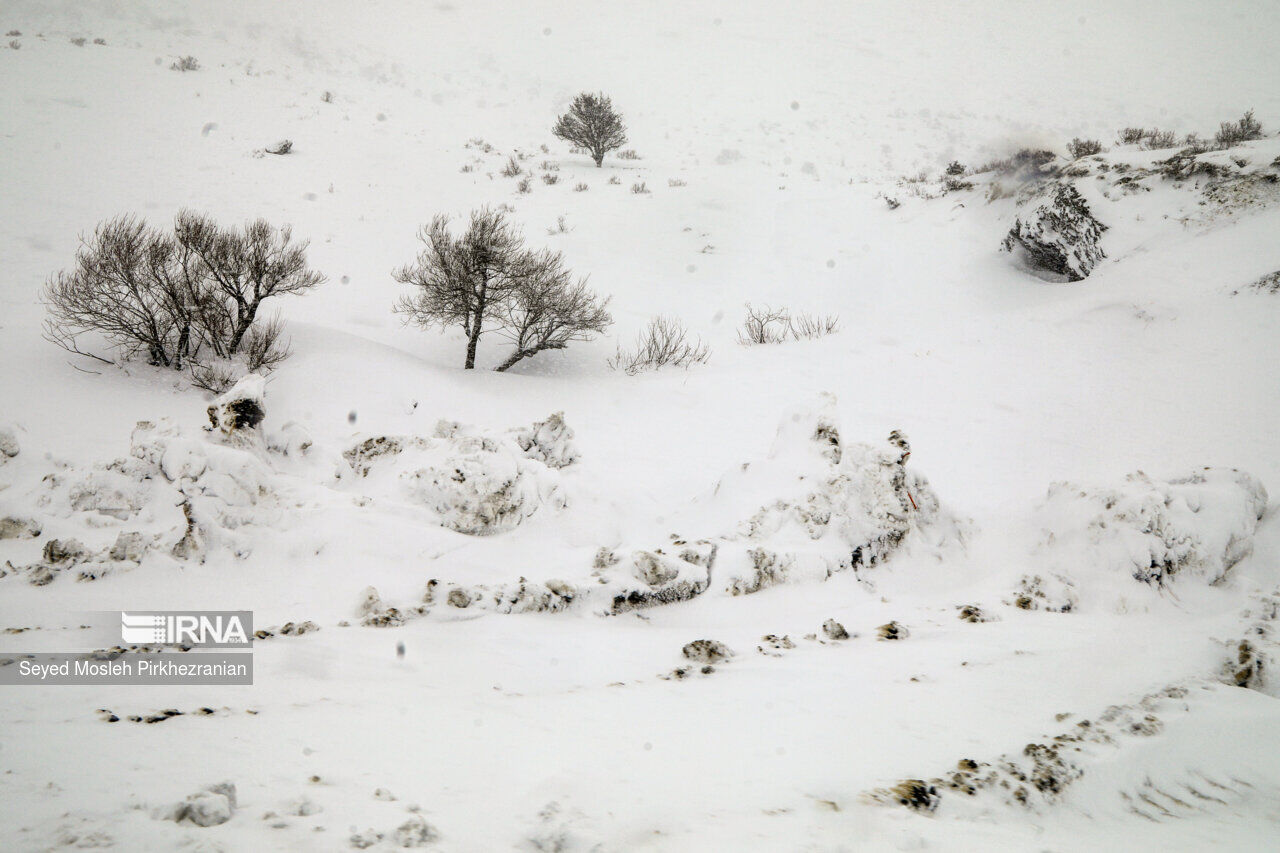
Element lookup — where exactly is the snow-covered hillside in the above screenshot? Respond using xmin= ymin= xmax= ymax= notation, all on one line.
xmin=2 ymin=1 xmax=1279 ymax=850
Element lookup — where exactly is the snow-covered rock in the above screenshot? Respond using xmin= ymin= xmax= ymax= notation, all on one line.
xmin=206 ymin=373 xmax=267 ymax=442
xmin=1037 ymin=467 xmax=1268 ymax=596
xmin=509 ymin=411 xmax=580 ymax=469
xmin=0 ymin=425 xmax=18 ymax=461
xmin=1002 ymin=180 xmax=1107 ymax=281
xmin=347 ymin=416 xmax=573 ymax=536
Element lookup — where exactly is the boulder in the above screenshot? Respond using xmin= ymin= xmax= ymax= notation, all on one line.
xmin=1002 ymin=181 xmax=1107 ymax=281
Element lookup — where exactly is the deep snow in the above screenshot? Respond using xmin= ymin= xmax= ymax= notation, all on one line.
xmin=2 ymin=1 xmax=1280 ymax=850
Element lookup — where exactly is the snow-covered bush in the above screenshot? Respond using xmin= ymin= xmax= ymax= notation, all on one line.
xmin=170 ymin=55 xmax=199 ymax=71
xmin=345 ymin=414 xmax=579 ymax=536
xmin=393 ymin=208 xmax=612 ymax=372
xmin=1036 ymin=468 xmax=1268 ymax=600
xmin=1001 ymin=181 xmax=1107 ymax=281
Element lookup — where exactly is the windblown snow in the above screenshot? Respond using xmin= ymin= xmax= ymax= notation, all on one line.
xmin=1 ymin=1 xmax=1279 ymax=851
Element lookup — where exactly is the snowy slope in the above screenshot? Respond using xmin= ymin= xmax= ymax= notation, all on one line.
xmin=2 ymin=1 xmax=1279 ymax=850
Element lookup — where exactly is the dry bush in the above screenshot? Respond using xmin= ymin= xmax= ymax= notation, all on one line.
xmin=738 ymin=304 xmax=839 ymax=344
xmin=1216 ymin=110 xmax=1264 ymax=148
xmin=608 ymin=175 xmax=621 ymax=185
xmin=608 ymin=317 xmax=710 ymax=374
xmin=516 ymin=177 xmax=532 ymax=194
xmin=573 ymin=182 xmax=589 ymax=192
xmin=321 ymin=90 xmax=334 ymax=103
xmin=668 ymin=178 xmax=686 ymax=187
xmin=171 ymin=55 xmax=199 ymax=72
xmin=1117 ymin=127 xmax=1147 ymax=145
xmin=1141 ymin=129 xmax=1177 ymax=150
xmin=631 ymin=182 xmax=649 ymax=194
xmin=618 ymin=149 xmax=640 ymax=160
xmin=540 ymin=161 xmax=559 ymax=171
xmin=501 ymin=156 xmax=521 ymax=177
xmin=44 ymin=212 xmax=322 ymax=375
xmin=70 ymin=37 xmax=86 ymax=46
xmin=92 ymin=37 xmax=105 ymax=45
xmin=1066 ymin=138 xmax=1103 ymax=159
xmin=541 ymin=172 xmax=559 ymax=185
xmin=944 ymin=161 xmax=966 ymax=176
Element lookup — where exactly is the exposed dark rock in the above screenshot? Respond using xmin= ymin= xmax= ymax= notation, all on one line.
xmin=1002 ymin=181 xmax=1107 ymax=281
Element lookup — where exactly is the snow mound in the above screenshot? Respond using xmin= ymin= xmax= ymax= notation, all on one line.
xmin=1037 ymin=468 xmax=1268 ymax=597
xmin=409 ymin=395 xmax=963 ymax=617
xmin=1002 ymin=180 xmax=1107 ymax=281
xmin=702 ymin=395 xmax=963 ymax=585
xmin=0 ymin=425 xmax=18 ymax=461
xmin=345 ymin=413 xmax=576 ymax=536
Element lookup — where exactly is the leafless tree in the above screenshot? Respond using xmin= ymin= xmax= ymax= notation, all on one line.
xmin=553 ymin=92 xmax=627 ymax=167
xmin=44 ymin=212 xmax=321 ymax=377
xmin=172 ymin=211 xmax=324 ymax=354
xmin=394 ymin=208 xmax=611 ymax=371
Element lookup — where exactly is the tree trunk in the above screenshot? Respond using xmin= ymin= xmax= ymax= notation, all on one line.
xmin=594 ymin=154 xmax=603 ymax=167
xmin=464 ymin=327 xmax=481 ymax=369
xmin=227 ymin=302 xmax=258 ymax=354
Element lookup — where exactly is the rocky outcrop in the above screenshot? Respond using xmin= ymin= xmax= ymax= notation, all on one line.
xmin=1002 ymin=181 xmax=1107 ymax=281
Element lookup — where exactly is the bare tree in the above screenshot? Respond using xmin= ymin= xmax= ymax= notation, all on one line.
xmin=173 ymin=211 xmax=324 ymax=354
xmin=494 ymin=259 xmax=612 ymax=372
xmin=44 ymin=212 xmax=321 ymax=378
xmin=394 ymin=209 xmax=611 ymax=371
xmin=553 ymin=92 xmax=627 ymax=167
xmin=44 ymin=217 xmax=184 ymax=367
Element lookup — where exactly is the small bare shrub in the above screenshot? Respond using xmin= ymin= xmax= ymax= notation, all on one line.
xmin=5 ymin=30 xmax=20 ymax=37
xmin=942 ymin=176 xmax=973 ymax=193
xmin=70 ymin=37 xmax=86 ymax=47
xmin=516 ymin=176 xmax=532 ymax=194
xmin=540 ymin=161 xmax=559 ymax=171
xmin=93 ymin=37 xmax=105 ymax=45
xmin=321 ymin=90 xmax=334 ymax=103
xmin=1066 ymin=138 xmax=1103 ymax=159
xmin=171 ymin=55 xmax=199 ymax=72
xmin=631 ymin=181 xmax=649 ymax=194
xmin=944 ymin=161 xmax=966 ymax=176
xmin=668 ymin=178 xmax=686 ymax=187
xmin=460 ymin=163 xmax=474 ymax=173
xmin=541 ymin=172 xmax=559 ymax=185
xmin=546 ymin=216 xmax=570 ymax=235
xmin=608 ymin=175 xmax=621 ymax=185
xmin=501 ymin=156 xmax=521 ymax=177
xmin=573 ymin=182 xmax=589 ymax=192
xmin=1141 ymin=129 xmax=1176 ymax=150
xmin=738 ymin=304 xmax=838 ymax=344
xmin=189 ymin=362 xmax=238 ymax=394
xmin=618 ymin=149 xmax=640 ymax=160
xmin=1117 ymin=127 xmax=1147 ymax=145
xmin=8 ymin=39 xmax=20 ymax=49
xmin=242 ymin=315 xmax=291 ymax=372
xmin=608 ymin=317 xmax=710 ymax=374
xmin=1216 ymin=109 xmax=1264 ymax=148
xmin=266 ymin=139 xmax=293 ymax=155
